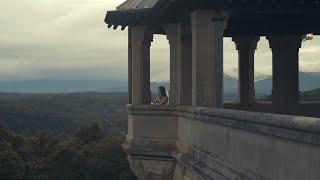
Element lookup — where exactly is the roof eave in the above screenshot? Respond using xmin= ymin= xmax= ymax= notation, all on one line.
xmin=105 ymin=8 xmax=154 ymax=30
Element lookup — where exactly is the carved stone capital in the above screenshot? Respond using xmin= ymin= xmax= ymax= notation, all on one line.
xmin=131 ymin=26 xmax=154 ymax=45
xmin=267 ymin=35 xmax=302 ymax=50
xmin=232 ymin=36 xmax=260 ymax=51
xmin=163 ymin=23 xmax=180 ymax=45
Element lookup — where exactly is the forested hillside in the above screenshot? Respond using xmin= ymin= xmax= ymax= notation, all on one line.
xmin=299 ymin=88 xmax=320 ymax=102
xmin=1 ymin=89 xmax=320 ymax=179
xmin=0 ymin=92 xmax=127 ymax=135
xmin=0 ymin=92 xmax=137 ymax=179
xmin=0 ymin=122 xmax=137 ymax=179
xmin=259 ymin=88 xmax=320 ymax=102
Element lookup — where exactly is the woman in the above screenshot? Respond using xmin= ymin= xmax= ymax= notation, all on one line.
xmin=153 ymin=86 xmax=169 ymax=105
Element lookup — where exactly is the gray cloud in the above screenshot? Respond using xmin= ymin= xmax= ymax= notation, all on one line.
xmin=0 ymin=0 xmax=319 ymax=82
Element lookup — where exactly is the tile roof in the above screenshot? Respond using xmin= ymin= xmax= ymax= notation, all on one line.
xmin=117 ymin=0 xmax=161 ymax=11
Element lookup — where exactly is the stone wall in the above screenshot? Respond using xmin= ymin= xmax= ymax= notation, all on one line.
xmin=125 ymin=105 xmax=320 ymax=180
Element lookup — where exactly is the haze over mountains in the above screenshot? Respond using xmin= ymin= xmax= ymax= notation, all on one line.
xmin=0 ymin=72 xmax=319 ymax=95
xmin=255 ymin=72 xmax=320 ymax=94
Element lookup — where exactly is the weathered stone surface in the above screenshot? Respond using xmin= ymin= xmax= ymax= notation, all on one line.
xmin=130 ymin=26 xmax=153 ymax=105
xmin=232 ymin=36 xmax=260 ymax=107
xmin=176 ymin=140 xmax=190 ymax=154
xmin=173 ymin=164 xmax=185 ymax=180
xmin=267 ymin=35 xmax=301 ymax=113
xmin=126 ymin=105 xmax=320 ymax=180
xmin=128 ymin=157 xmax=176 ymax=180
xmin=191 ymin=10 xmax=227 ymax=108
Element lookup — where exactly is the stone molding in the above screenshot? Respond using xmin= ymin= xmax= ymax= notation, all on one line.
xmin=176 ymin=147 xmax=268 ymax=180
xmin=124 ymin=137 xmax=177 ymax=158
xmin=128 ymin=156 xmax=176 ymax=180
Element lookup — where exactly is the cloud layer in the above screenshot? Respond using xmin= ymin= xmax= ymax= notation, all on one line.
xmin=0 ymin=0 xmax=319 ymax=81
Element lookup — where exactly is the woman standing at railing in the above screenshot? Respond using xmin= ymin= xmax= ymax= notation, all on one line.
xmin=153 ymin=86 xmax=169 ymax=105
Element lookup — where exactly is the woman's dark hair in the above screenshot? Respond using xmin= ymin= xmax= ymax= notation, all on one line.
xmin=158 ymin=86 xmax=167 ymax=97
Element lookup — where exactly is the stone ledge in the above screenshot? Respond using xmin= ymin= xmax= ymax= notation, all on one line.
xmin=178 ymin=112 xmax=320 ymax=145
xmin=128 ymin=104 xmax=320 ymax=134
xmin=127 ymin=104 xmax=176 ymax=112
xmin=127 ymin=104 xmax=176 ymax=116
xmin=176 ymin=106 xmax=320 ymax=134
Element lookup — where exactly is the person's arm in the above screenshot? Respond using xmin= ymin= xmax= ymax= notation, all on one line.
xmin=160 ymin=96 xmax=169 ymax=105
xmin=154 ymin=97 xmax=160 ymax=105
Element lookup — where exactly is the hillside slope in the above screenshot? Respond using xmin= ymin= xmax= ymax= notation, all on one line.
xmin=255 ymin=72 xmax=320 ymax=94
xmin=0 ymin=92 xmax=127 ymax=135
xmin=260 ymin=88 xmax=320 ymax=102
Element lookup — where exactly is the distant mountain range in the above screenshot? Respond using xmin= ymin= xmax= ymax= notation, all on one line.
xmin=0 ymin=80 xmax=127 ymax=93
xmin=255 ymin=72 xmax=320 ymax=94
xmin=0 ymin=72 xmax=319 ymax=94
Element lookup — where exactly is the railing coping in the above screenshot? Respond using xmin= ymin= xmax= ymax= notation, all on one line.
xmin=127 ymin=104 xmax=320 ymax=134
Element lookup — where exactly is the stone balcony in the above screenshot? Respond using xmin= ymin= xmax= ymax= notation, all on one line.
xmin=104 ymin=2 xmax=320 ymax=179
xmin=124 ymin=105 xmax=320 ymax=180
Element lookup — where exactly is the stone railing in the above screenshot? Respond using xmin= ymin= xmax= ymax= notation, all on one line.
xmin=125 ymin=105 xmax=320 ymax=180
xmin=224 ymin=102 xmax=320 ymax=117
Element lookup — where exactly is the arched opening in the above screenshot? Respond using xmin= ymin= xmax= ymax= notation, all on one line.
xmin=223 ymin=37 xmax=238 ymax=103
xmin=299 ymin=35 xmax=320 ymax=103
xmin=150 ymin=34 xmax=170 ymax=102
xmin=254 ymin=37 xmax=273 ymax=102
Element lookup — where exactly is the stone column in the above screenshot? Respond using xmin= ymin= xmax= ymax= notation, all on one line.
xmin=267 ymin=35 xmax=301 ymax=112
xmin=131 ymin=26 xmax=153 ymax=105
xmin=191 ymin=10 xmax=229 ymax=108
xmin=128 ymin=27 xmax=133 ymax=104
xmin=232 ymin=36 xmax=260 ymax=107
xmin=178 ymin=24 xmax=192 ymax=105
xmin=164 ymin=24 xmax=180 ymax=105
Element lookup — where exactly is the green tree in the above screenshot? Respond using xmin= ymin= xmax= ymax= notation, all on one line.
xmin=0 ymin=118 xmax=137 ymax=180
xmin=0 ymin=149 xmax=24 ymax=179
xmin=46 ymin=147 xmax=81 ymax=180
xmin=33 ymin=131 xmax=58 ymax=158
xmin=75 ymin=122 xmax=103 ymax=145
xmin=89 ymin=130 xmax=137 ymax=180
xmin=0 ymin=122 xmax=9 ymax=142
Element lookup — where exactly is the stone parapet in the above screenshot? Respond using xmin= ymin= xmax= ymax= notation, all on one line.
xmin=126 ymin=105 xmax=320 ymax=180
xmin=176 ymin=106 xmax=320 ymax=145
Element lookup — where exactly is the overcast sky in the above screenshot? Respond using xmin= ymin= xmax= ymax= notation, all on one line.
xmin=1 ymin=0 xmax=320 ymax=82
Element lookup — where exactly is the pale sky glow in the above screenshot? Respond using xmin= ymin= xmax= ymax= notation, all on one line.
xmin=0 ymin=0 xmax=320 ymax=82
